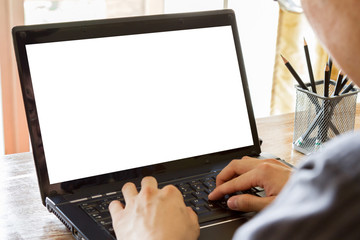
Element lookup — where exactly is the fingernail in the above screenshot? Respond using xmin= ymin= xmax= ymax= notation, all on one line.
xmin=208 ymin=191 xmax=214 ymax=199
xmin=227 ymin=198 xmax=238 ymax=210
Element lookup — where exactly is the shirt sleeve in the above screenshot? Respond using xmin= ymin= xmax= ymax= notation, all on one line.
xmin=233 ymin=131 xmax=360 ymax=240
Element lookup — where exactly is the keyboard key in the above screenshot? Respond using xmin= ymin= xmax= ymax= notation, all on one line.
xmin=191 ymin=183 xmax=206 ymax=191
xmin=190 ymin=180 xmax=201 ymax=185
xmin=219 ymin=199 xmax=228 ymax=208
xmin=201 ymin=177 xmax=214 ymax=183
xmin=206 ymin=201 xmax=222 ymax=211
xmin=91 ymin=211 xmax=111 ymax=220
xmin=178 ymin=183 xmax=191 ymax=188
xmin=79 ymin=171 xmax=262 ymax=236
xmin=99 ymin=219 xmax=112 ymax=226
xmin=184 ymin=200 xmax=193 ymax=207
xmin=192 ymin=206 xmax=208 ymax=215
xmin=106 ymin=225 xmax=115 ymax=238
xmin=97 ymin=203 xmax=110 ymax=212
xmin=192 ymin=191 xmax=208 ymax=199
xmin=83 ymin=206 xmax=99 ymax=214
xmin=255 ymin=190 xmax=266 ymax=197
xmin=80 ymin=202 xmax=95 ymax=208
xmin=177 ymin=184 xmax=193 ymax=194
xmin=203 ymin=181 xmax=216 ymax=190
xmin=253 ymin=186 xmax=264 ymax=192
xmin=183 ymin=193 xmax=196 ymax=202
xmin=191 ymin=198 xmax=206 ymax=207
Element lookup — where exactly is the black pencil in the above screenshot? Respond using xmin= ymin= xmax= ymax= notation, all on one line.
xmin=304 ymin=38 xmax=317 ymax=93
xmin=341 ymin=82 xmax=354 ymax=94
xmin=340 ymin=75 xmax=349 ymax=90
xmin=324 ymin=63 xmax=330 ymax=97
xmin=334 ymin=70 xmax=343 ymax=96
xmin=281 ymin=54 xmax=309 ymax=91
xmin=328 ymin=56 xmax=333 ymax=76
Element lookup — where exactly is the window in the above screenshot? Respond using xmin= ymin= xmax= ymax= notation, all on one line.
xmin=23 ymin=0 xmax=279 ymax=117
xmin=1 ymin=0 xmax=285 ymax=154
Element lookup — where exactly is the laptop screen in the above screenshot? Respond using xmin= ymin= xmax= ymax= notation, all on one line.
xmin=25 ymin=25 xmax=253 ymax=184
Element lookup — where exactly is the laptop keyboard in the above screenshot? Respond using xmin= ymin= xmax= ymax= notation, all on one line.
xmin=79 ymin=171 xmax=265 ymax=238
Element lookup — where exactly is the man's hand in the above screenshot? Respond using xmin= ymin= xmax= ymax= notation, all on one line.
xmin=208 ymin=157 xmax=292 ymax=212
xmin=109 ymin=176 xmax=200 ymax=240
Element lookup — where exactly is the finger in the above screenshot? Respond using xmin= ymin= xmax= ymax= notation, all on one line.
xmin=161 ymin=184 xmax=183 ymax=200
xmin=227 ymin=194 xmax=275 ymax=212
xmin=209 ymin=169 xmax=257 ymax=200
xmin=141 ymin=176 xmax=158 ymax=189
xmin=216 ymin=157 xmax=262 ymax=186
xmin=122 ymin=182 xmax=138 ymax=204
xmin=186 ymin=207 xmax=201 ymax=238
xmin=216 ymin=157 xmax=290 ymax=187
xmin=108 ymin=200 xmax=124 ymax=221
xmin=186 ymin=206 xmax=199 ymax=224
xmin=139 ymin=177 xmax=159 ymax=199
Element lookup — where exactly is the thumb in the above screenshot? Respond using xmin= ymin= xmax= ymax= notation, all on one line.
xmin=187 ymin=206 xmax=199 ymax=224
xmin=227 ymin=194 xmax=275 ymax=212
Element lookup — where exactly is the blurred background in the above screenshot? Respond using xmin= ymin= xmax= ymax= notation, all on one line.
xmin=0 ymin=0 xmax=334 ymax=155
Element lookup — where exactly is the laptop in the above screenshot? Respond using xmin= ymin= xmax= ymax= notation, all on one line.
xmin=12 ymin=9 xmax=285 ymax=240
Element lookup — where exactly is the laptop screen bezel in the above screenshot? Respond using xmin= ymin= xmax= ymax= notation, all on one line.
xmin=12 ymin=9 xmax=261 ymax=205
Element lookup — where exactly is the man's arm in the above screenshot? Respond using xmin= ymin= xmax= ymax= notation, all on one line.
xmin=301 ymin=0 xmax=360 ymax=83
xmin=233 ymin=133 xmax=360 ymax=240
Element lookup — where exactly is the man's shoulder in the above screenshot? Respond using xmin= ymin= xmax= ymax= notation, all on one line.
xmin=299 ymin=131 xmax=360 ymax=176
xmin=322 ymin=130 xmax=360 ymax=158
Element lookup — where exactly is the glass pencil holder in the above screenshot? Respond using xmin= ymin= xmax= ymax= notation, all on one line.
xmin=293 ymin=80 xmax=359 ymax=155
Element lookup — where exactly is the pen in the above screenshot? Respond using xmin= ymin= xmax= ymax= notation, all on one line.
xmin=281 ymin=54 xmax=309 ymax=91
xmin=304 ymin=38 xmax=317 ymax=93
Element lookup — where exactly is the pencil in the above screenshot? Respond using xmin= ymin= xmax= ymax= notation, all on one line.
xmin=340 ymin=75 xmax=349 ymax=90
xmin=321 ymin=62 xmax=330 ymax=145
xmin=334 ymin=70 xmax=343 ymax=96
xmin=304 ymin=38 xmax=317 ymax=93
xmin=281 ymin=54 xmax=309 ymax=91
xmin=324 ymin=63 xmax=330 ymax=97
xmin=341 ymin=82 xmax=354 ymax=94
xmin=328 ymin=56 xmax=333 ymax=76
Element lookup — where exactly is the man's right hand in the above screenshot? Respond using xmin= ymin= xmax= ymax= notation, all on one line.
xmin=208 ymin=156 xmax=292 ymax=212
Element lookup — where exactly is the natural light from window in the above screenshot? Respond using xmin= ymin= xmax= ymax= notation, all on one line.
xmin=23 ymin=0 xmax=279 ymax=118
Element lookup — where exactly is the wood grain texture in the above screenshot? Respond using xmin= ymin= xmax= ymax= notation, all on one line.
xmin=257 ymin=103 xmax=360 ymax=166
xmin=1 ymin=104 xmax=359 ymax=239
xmin=0 ymin=152 xmax=72 ymax=239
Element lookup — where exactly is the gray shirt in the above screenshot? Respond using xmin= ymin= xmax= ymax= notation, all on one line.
xmin=234 ymin=131 xmax=360 ymax=240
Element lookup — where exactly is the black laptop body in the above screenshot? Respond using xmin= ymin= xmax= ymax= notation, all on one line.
xmin=12 ymin=9 xmax=278 ymax=240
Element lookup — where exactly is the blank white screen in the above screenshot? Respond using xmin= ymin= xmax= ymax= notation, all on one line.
xmin=26 ymin=26 xmax=253 ymax=184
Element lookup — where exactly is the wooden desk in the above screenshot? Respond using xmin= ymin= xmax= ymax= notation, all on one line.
xmin=257 ymin=103 xmax=360 ymax=166
xmin=1 ymin=106 xmax=359 ymax=239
